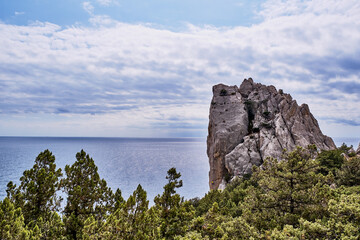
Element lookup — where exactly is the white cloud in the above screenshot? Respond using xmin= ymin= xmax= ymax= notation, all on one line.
xmin=83 ymin=1 xmax=94 ymax=15
xmin=0 ymin=0 xmax=360 ymax=138
xmin=14 ymin=11 xmax=25 ymax=16
xmin=259 ymin=0 xmax=360 ymax=20
xmin=96 ymin=0 xmax=119 ymax=6
xmin=89 ymin=15 xmax=117 ymax=26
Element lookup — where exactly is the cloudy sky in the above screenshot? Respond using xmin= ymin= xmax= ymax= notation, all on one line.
xmin=0 ymin=0 xmax=359 ymax=139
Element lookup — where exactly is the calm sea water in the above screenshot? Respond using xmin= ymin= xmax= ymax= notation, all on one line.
xmin=0 ymin=137 xmax=359 ymax=204
xmin=0 ymin=137 xmax=209 ymax=203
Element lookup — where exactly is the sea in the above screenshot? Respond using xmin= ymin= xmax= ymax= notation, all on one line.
xmin=0 ymin=137 xmax=209 ymax=204
xmin=0 ymin=137 xmax=359 ymax=204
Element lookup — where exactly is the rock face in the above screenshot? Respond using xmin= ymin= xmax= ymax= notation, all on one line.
xmin=207 ymin=78 xmax=336 ymax=190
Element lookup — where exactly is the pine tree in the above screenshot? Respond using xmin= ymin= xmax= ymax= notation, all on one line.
xmin=62 ymin=150 xmax=113 ymax=240
xmin=154 ymin=168 xmax=195 ymax=239
xmin=35 ymin=212 xmax=66 ymax=240
xmin=112 ymin=188 xmax=125 ymax=211
xmin=122 ymin=184 xmax=149 ymax=238
xmin=6 ymin=150 xmax=62 ymax=226
xmin=83 ymin=184 xmax=161 ymax=240
xmin=243 ymin=146 xmax=330 ymax=229
xmin=337 ymin=157 xmax=360 ymax=186
xmin=0 ymin=197 xmax=29 ymax=239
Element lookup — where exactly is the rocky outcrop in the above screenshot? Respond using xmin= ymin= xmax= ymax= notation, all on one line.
xmin=207 ymin=78 xmax=336 ymax=190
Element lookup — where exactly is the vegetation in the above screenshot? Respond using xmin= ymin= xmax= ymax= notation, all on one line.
xmin=62 ymin=150 xmax=113 ymax=239
xmin=1 ymin=145 xmax=360 ymax=239
xmin=219 ymin=89 xmax=227 ymax=96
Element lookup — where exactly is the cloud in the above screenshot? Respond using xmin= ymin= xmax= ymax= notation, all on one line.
xmin=89 ymin=15 xmax=117 ymax=26
xmin=83 ymin=1 xmax=94 ymax=15
xmin=96 ymin=0 xmax=119 ymax=6
xmin=14 ymin=11 xmax=25 ymax=16
xmin=0 ymin=0 xmax=360 ymax=137
xmin=258 ymin=0 xmax=360 ymax=20
xmin=320 ymin=116 xmax=360 ymax=127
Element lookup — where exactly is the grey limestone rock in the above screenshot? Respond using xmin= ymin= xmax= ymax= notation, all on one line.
xmin=207 ymin=78 xmax=336 ymax=190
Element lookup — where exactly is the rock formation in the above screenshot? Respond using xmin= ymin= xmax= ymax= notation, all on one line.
xmin=207 ymin=78 xmax=336 ymax=190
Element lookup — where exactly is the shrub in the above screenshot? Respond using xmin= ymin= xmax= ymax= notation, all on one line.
xmin=220 ymin=89 xmax=227 ymax=96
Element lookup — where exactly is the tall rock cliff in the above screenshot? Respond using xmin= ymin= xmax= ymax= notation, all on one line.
xmin=207 ymin=78 xmax=336 ymax=190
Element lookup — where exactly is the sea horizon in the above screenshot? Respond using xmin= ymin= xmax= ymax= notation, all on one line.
xmin=1 ymin=136 xmax=359 ymax=203
xmin=0 ymin=136 xmax=210 ymax=203
xmin=1 ymin=135 xmax=358 ymax=145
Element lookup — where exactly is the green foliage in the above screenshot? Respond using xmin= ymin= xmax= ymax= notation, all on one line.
xmin=243 ymin=146 xmax=330 ymax=229
xmin=62 ymin=150 xmax=113 ymax=240
xmin=186 ymin=202 xmax=259 ymax=239
xmin=154 ymin=168 xmax=195 ymax=239
xmin=114 ymin=184 xmax=152 ymax=239
xmin=189 ymin=202 xmax=227 ymax=239
xmin=219 ymin=89 xmax=227 ymax=96
xmin=6 ymin=181 xmax=21 ymax=208
xmin=5 ymin=150 xmax=63 ymax=240
xmin=220 ymin=216 xmax=259 ymax=239
xmin=0 ymin=197 xmax=29 ymax=239
xmin=269 ymin=219 xmax=328 ymax=240
xmin=7 ymin=150 xmax=62 ymax=226
xmin=2 ymin=147 xmax=360 ymax=239
xmin=316 ymin=148 xmax=345 ymax=176
xmin=193 ymin=177 xmax=252 ymax=218
xmin=337 ymin=157 xmax=360 ymax=186
xmin=268 ymin=196 xmax=360 ymax=240
xmin=112 ymin=188 xmax=125 ymax=211
xmin=338 ymin=143 xmax=353 ymax=152
xmin=193 ymin=190 xmax=222 ymax=216
xmin=0 ymin=197 xmax=42 ymax=240
xmin=174 ymin=231 xmax=206 ymax=240
xmin=325 ymin=193 xmax=360 ymax=239
xmin=35 ymin=212 xmax=66 ymax=240
xmin=263 ymin=111 xmax=270 ymax=118
xmin=83 ymin=184 xmax=161 ymax=240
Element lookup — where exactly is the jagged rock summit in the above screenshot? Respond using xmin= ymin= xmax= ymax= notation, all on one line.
xmin=207 ymin=78 xmax=336 ymax=190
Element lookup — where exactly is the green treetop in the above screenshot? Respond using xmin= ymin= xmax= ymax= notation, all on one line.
xmin=62 ymin=150 xmax=113 ymax=240
xmin=243 ymin=146 xmax=331 ymax=229
xmin=6 ymin=150 xmax=62 ymax=226
xmin=154 ymin=167 xmax=195 ymax=239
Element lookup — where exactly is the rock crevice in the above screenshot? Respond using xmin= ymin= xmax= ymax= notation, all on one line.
xmin=207 ymin=78 xmax=336 ymax=190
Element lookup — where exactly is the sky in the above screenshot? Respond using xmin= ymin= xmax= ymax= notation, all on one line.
xmin=0 ymin=0 xmax=359 ymax=139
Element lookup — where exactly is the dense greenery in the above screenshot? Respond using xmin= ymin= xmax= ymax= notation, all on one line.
xmin=1 ymin=145 xmax=360 ymax=239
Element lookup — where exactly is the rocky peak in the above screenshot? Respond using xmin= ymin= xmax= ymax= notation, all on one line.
xmin=207 ymin=78 xmax=336 ymax=190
